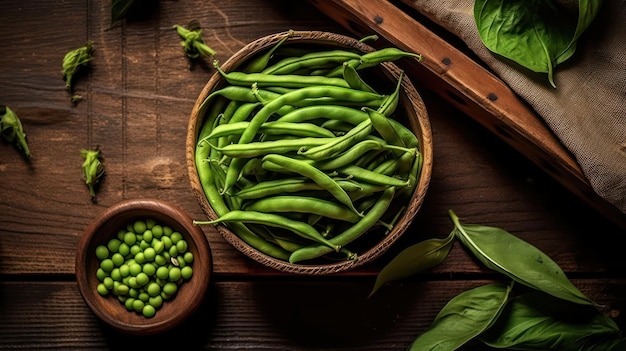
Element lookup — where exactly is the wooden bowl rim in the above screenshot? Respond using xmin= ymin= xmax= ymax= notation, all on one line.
xmin=186 ymin=30 xmax=433 ymax=275
xmin=75 ymin=198 xmax=213 ymax=334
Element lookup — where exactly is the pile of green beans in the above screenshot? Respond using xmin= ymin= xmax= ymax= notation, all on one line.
xmin=94 ymin=219 xmax=194 ymax=318
xmin=194 ymin=36 xmax=423 ymax=264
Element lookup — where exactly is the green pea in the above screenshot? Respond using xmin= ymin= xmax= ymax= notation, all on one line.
xmin=161 ymin=236 xmax=173 ymax=249
xmin=153 ymin=240 xmax=164 ymax=254
xmin=151 ymin=225 xmax=163 ymax=238
xmin=117 ymin=229 xmax=126 ymax=241
xmin=162 ymin=282 xmax=177 ymax=296
xmin=102 ymin=276 xmax=114 ymax=289
xmin=170 ymin=232 xmax=183 ymax=244
xmin=183 ymin=252 xmax=194 ymax=264
xmin=110 ymin=268 xmax=121 ymax=281
xmin=154 ymin=254 xmax=167 ymax=266
xmin=133 ymin=220 xmax=147 ymax=234
xmin=96 ymin=268 xmax=107 ymax=281
xmin=143 ymin=230 xmax=153 ymax=243
xmin=118 ymin=243 xmax=130 ymax=257
xmin=148 ymin=295 xmax=163 ymax=309
xmin=123 ymin=231 xmax=136 ymax=246
xmin=139 ymin=240 xmax=150 ymax=250
xmin=118 ymin=295 xmax=128 ymax=303
xmin=142 ymin=262 xmax=156 ymax=277
xmin=143 ymin=247 xmax=156 ymax=262
xmin=119 ymin=264 xmax=130 ymax=278
xmin=95 ymin=245 xmax=109 ymax=260
xmin=146 ymin=218 xmax=156 ymax=229
xmin=147 ymin=282 xmax=161 ymax=297
xmin=132 ymin=299 xmax=145 ymax=312
xmin=138 ymin=292 xmax=150 ymax=302
xmin=129 ymin=288 xmax=139 ymax=298
xmin=116 ymin=284 xmax=129 ymax=296
xmin=143 ymin=304 xmax=156 ymax=318
xmin=97 ymin=283 xmax=109 ymax=296
xmin=107 ymin=238 xmax=122 ymax=253
xmin=129 ymin=263 xmax=142 ymax=276
xmin=125 ymin=298 xmax=135 ymax=311
xmin=130 ymin=244 xmax=141 ymax=256
xmin=136 ymin=272 xmax=149 ymax=286
xmin=168 ymin=245 xmax=179 ymax=257
xmin=176 ymin=240 xmax=188 ymax=253
xmin=135 ymin=252 xmax=146 ymax=264
xmin=100 ymin=259 xmax=114 ymax=272
xmin=168 ymin=267 xmax=182 ymax=281
xmin=128 ymin=277 xmax=140 ymax=289
xmin=111 ymin=253 xmax=125 ymax=267
xmin=156 ymin=266 xmax=169 ymax=280
xmin=176 ymin=255 xmax=187 ymax=268
xmin=181 ymin=266 xmax=193 ymax=280
xmin=163 ymin=226 xmax=173 ymax=236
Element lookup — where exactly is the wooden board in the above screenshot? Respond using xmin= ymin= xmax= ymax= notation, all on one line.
xmin=308 ymin=0 xmax=626 ymax=229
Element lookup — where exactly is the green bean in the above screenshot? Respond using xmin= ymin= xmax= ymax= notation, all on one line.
xmin=339 ymin=164 xmax=410 ymax=187
xmin=195 ymin=119 xmax=290 ymax=260
xmin=203 ymin=121 xmax=334 ymax=141
xmin=211 ymin=137 xmax=333 ymax=158
xmin=276 ymin=104 xmax=368 ymax=125
xmin=363 ymin=106 xmax=406 ymax=151
xmin=244 ymin=195 xmax=361 ymax=223
xmin=360 ymin=48 xmax=422 ymax=67
xmin=289 ymin=186 xmax=396 ymax=263
xmin=262 ymin=49 xmax=362 ymax=75
xmin=215 ymin=60 xmax=352 ymax=89
xmin=342 ymin=61 xmax=377 ymax=93
xmin=376 ymin=70 xmax=403 ymax=117
xmin=312 ymin=139 xmax=412 ymax=171
xmin=298 ymin=119 xmax=372 ymax=160
xmin=242 ymin=30 xmax=293 ymax=73
xmin=387 ymin=118 xmax=419 ymax=148
xmin=196 ymin=210 xmax=340 ymax=251
xmin=262 ymin=154 xmax=362 ymax=216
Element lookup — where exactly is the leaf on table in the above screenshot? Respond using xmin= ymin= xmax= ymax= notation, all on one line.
xmin=480 ymin=291 xmax=623 ymax=350
xmin=474 ymin=0 xmax=602 ymax=87
xmin=408 ymin=282 xmax=512 ymax=351
xmin=449 ymin=210 xmax=597 ymax=307
xmin=368 ymin=230 xmax=454 ymax=298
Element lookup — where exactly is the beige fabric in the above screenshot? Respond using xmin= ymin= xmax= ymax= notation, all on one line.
xmin=409 ymin=0 xmax=626 ymax=215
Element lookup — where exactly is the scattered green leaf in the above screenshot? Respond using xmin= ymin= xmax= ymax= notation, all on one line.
xmin=368 ymin=229 xmax=454 ymax=298
xmin=81 ymin=147 xmax=105 ymax=201
xmin=408 ymin=282 xmax=512 ymax=351
xmin=0 ymin=105 xmax=30 ymax=159
xmin=62 ymin=41 xmax=94 ymax=93
xmin=474 ymin=0 xmax=602 ymax=87
xmin=480 ymin=291 xmax=623 ymax=350
xmin=449 ymin=210 xmax=596 ymax=306
xmin=173 ymin=21 xmax=217 ymax=60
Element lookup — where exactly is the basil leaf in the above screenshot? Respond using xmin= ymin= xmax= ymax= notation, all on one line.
xmin=480 ymin=291 xmax=622 ymax=350
xmin=368 ymin=230 xmax=454 ymax=298
xmin=449 ymin=210 xmax=596 ymax=306
xmin=474 ymin=0 xmax=599 ymax=87
xmin=408 ymin=283 xmax=512 ymax=351
xmin=111 ymin=0 xmax=136 ymax=24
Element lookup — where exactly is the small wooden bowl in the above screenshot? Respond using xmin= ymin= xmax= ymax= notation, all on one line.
xmin=186 ymin=30 xmax=433 ymax=274
xmin=75 ymin=199 xmax=212 ymax=334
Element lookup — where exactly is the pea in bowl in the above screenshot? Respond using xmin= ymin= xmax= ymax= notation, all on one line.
xmin=186 ymin=30 xmax=432 ymax=274
xmin=75 ymin=199 xmax=212 ymax=334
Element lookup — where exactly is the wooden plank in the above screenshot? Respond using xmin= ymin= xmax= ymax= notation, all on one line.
xmin=307 ymin=0 xmax=626 ymax=229
xmin=1 ymin=279 xmax=624 ymax=349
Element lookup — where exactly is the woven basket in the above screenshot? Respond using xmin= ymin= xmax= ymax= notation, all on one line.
xmin=186 ymin=30 xmax=433 ymax=274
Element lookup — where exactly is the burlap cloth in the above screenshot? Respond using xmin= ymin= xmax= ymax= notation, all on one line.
xmin=408 ymin=1 xmax=626 ymax=215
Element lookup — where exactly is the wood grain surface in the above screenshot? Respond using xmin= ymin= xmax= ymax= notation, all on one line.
xmin=0 ymin=0 xmax=625 ymax=349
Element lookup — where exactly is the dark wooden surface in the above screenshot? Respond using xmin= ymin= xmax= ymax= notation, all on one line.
xmin=0 ymin=1 xmax=624 ymax=349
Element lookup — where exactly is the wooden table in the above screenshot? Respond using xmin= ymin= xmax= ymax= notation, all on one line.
xmin=1 ymin=1 xmax=624 ymax=349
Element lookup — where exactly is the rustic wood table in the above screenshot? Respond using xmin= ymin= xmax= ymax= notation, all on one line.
xmin=1 ymin=1 xmax=625 ymax=349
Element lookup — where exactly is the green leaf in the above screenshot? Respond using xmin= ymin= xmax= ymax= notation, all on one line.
xmin=474 ymin=0 xmax=600 ymax=87
xmin=0 ymin=105 xmax=30 ymax=159
xmin=449 ymin=210 xmax=596 ymax=306
xmin=111 ymin=0 xmax=136 ymax=24
xmin=368 ymin=230 xmax=454 ymax=298
xmin=480 ymin=291 xmax=622 ymax=350
xmin=408 ymin=283 xmax=512 ymax=351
